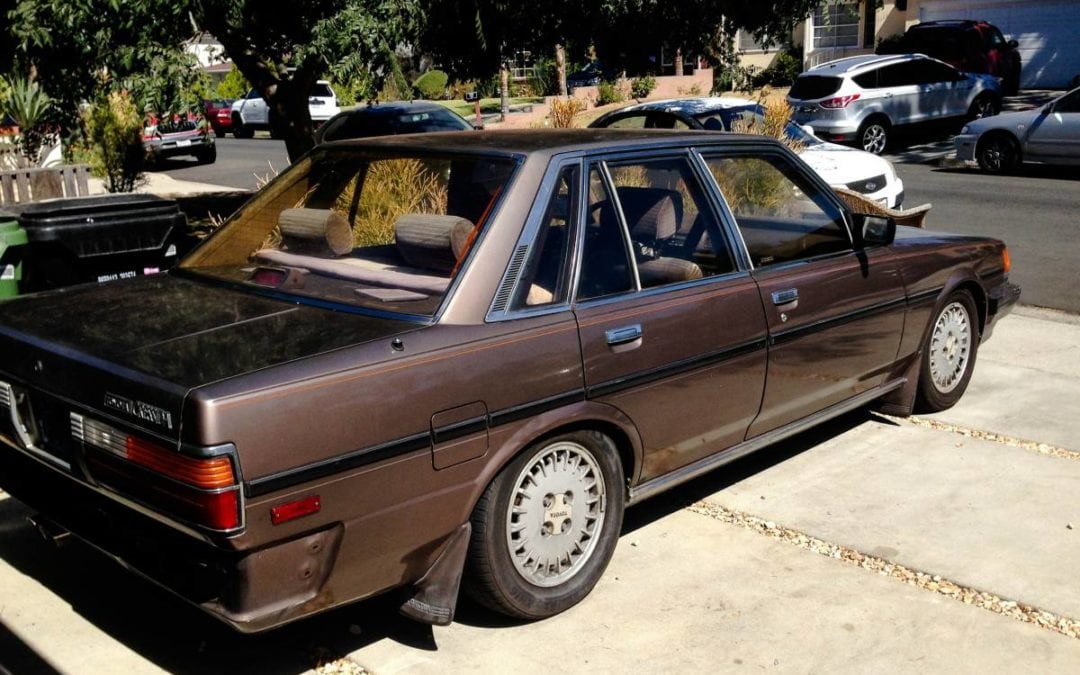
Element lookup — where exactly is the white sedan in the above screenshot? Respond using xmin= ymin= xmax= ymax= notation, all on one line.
xmin=955 ymin=87 xmax=1080 ymax=173
xmin=589 ymin=97 xmax=905 ymax=208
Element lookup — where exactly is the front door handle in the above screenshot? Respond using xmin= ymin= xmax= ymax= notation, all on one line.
xmin=771 ymin=288 xmax=799 ymax=306
xmin=606 ymin=324 xmax=643 ymax=347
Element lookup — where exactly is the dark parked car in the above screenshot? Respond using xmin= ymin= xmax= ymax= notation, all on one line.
xmin=203 ymin=99 xmax=235 ymax=137
xmin=879 ymin=20 xmax=1022 ymax=95
xmin=142 ymin=111 xmax=216 ymax=164
xmin=315 ymin=101 xmax=473 ymax=144
xmin=0 ymin=130 xmax=1017 ymax=633
xmin=567 ymin=61 xmax=609 ymax=90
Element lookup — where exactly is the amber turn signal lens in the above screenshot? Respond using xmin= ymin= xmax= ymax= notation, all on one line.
xmin=1002 ymin=247 xmax=1012 ymax=275
xmin=125 ymin=436 xmax=236 ymax=489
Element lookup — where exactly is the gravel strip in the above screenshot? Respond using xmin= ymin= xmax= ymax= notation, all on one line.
xmin=313 ymin=657 xmax=368 ymax=675
xmin=688 ymin=500 xmax=1080 ymax=640
xmin=882 ymin=414 xmax=1080 ymax=462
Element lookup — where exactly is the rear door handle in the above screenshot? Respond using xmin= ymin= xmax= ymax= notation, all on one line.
xmin=606 ymin=324 xmax=643 ymax=346
xmin=771 ymin=288 xmax=799 ymax=306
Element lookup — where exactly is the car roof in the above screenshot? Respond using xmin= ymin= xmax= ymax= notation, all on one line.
xmin=321 ymin=128 xmax=775 ymax=159
xmin=910 ymin=19 xmax=985 ymax=30
xmin=805 ymin=52 xmax=923 ymax=75
xmin=337 ymin=101 xmax=459 ymax=117
xmin=612 ymin=97 xmax=759 ymax=115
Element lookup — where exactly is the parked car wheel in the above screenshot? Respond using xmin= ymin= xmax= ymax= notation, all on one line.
xmin=916 ymin=290 xmax=979 ymax=412
xmin=197 ymin=145 xmax=217 ymax=165
xmin=213 ymin=127 xmax=225 ymax=138
xmin=857 ymin=116 xmax=890 ymax=155
xmin=968 ymin=94 xmax=1000 ymax=120
xmin=976 ymin=132 xmax=1021 ymax=174
xmin=232 ymin=115 xmax=254 ymax=139
xmin=464 ymin=430 xmax=625 ymax=619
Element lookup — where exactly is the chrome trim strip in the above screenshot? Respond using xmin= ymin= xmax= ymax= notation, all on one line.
xmin=627 ymin=378 xmax=906 ymax=505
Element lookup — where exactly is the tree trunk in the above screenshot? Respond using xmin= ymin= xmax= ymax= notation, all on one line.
xmin=556 ymin=44 xmax=567 ymax=98
xmin=675 ymin=47 xmax=684 ymax=76
xmin=500 ymin=63 xmax=509 ymax=122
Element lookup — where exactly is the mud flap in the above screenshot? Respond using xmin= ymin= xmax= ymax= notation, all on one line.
xmin=399 ymin=522 xmax=471 ymax=626
xmin=877 ymin=352 xmax=921 ymax=416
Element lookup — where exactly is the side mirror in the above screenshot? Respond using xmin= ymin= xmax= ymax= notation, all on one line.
xmin=1008 ymin=39 xmax=1019 ymax=49
xmin=859 ymin=215 xmax=896 ymax=247
xmin=801 ymin=124 xmax=817 ymax=137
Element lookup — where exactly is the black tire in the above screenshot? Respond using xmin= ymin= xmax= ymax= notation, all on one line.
xmin=464 ymin=430 xmax=625 ymax=620
xmin=232 ymin=115 xmax=254 ymax=139
xmin=915 ymin=290 xmax=979 ymax=413
xmin=213 ymin=127 xmax=225 ymax=138
xmin=856 ymin=117 xmax=890 ymax=155
xmin=968 ymin=93 xmax=1000 ymax=120
xmin=196 ymin=145 xmax=217 ymax=165
xmin=976 ymin=133 xmax=1020 ymax=174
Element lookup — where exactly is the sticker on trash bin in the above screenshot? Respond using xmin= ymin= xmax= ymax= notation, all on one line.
xmin=1 ymin=265 xmax=14 ymax=280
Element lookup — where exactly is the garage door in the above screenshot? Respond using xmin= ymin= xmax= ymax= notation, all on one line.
xmin=919 ymin=0 xmax=1080 ymax=89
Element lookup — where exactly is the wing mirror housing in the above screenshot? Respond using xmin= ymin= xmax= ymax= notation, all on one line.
xmin=858 ymin=215 xmax=896 ymax=247
xmin=800 ymin=124 xmax=817 ymax=137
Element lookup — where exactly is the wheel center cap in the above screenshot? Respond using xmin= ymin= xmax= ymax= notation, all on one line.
xmin=544 ymin=493 xmax=573 ymax=536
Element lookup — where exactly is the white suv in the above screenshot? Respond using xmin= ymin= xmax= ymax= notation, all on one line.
xmin=788 ymin=53 xmax=1001 ymax=154
xmin=231 ymin=81 xmax=339 ymax=138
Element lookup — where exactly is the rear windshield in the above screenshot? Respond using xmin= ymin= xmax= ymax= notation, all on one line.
xmin=789 ymin=75 xmax=843 ymax=100
xmin=181 ymin=148 xmax=517 ymax=317
xmin=320 ymin=108 xmax=472 ymax=142
xmin=311 ymin=83 xmax=334 ymax=98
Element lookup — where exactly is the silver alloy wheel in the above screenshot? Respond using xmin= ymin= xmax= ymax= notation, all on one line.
xmin=506 ymin=441 xmax=606 ymax=588
xmin=862 ymin=124 xmax=887 ymax=154
xmin=928 ymin=301 xmax=971 ymax=394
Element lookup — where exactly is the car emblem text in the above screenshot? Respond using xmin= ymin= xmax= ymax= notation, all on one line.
xmin=104 ymin=393 xmax=174 ymax=430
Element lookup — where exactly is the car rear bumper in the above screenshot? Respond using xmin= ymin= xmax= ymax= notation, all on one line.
xmin=0 ymin=438 xmax=342 ymax=633
xmin=145 ymin=135 xmax=213 ymax=158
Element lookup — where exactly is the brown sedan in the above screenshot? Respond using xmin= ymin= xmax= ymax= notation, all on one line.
xmin=0 ymin=130 xmax=1018 ymax=632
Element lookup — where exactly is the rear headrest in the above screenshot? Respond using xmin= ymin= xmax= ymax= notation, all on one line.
xmin=278 ymin=208 xmax=353 ymax=257
xmin=617 ymin=187 xmax=681 ymax=242
xmin=394 ymin=214 xmax=476 ymax=273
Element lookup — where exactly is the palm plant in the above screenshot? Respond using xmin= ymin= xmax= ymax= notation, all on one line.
xmin=2 ymin=75 xmax=55 ymax=164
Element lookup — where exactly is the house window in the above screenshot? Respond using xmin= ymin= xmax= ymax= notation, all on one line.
xmin=737 ymin=29 xmax=774 ymax=53
xmin=812 ymin=1 xmax=861 ymax=49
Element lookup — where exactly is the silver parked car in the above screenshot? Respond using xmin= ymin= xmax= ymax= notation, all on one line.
xmin=955 ymin=87 xmax=1080 ymax=173
xmin=789 ymin=53 xmax=1002 ymax=155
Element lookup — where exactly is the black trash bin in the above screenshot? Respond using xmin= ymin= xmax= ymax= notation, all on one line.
xmin=18 ymin=194 xmax=186 ymax=292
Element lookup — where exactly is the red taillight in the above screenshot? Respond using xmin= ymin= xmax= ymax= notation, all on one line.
xmin=73 ymin=414 xmax=241 ymax=531
xmin=820 ymin=94 xmax=861 ymax=108
xmin=1002 ymin=246 xmax=1012 ymax=274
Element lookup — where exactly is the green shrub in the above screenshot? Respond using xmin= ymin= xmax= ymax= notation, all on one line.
xmin=216 ymin=65 xmax=250 ymax=100
xmin=413 ymin=69 xmax=449 ymax=100
xmin=762 ymin=46 xmax=803 ymax=86
xmin=82 ymin=90 xmax=145 ymax=193
xmin=630 ymin=75 xmax=657 ymax=99
xmin=596 ymin=81 xmax=624 ymax=106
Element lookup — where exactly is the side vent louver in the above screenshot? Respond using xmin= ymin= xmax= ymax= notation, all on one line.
xmin=492 ymin=244 xmax=530 ymax=313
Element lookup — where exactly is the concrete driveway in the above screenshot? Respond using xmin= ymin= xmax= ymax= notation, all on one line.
xmin=2 ymin=307 xmax=1079 ymax=674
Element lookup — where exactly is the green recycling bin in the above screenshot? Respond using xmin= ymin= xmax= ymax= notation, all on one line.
xmin=0 ymin=210 xmax=27 ymax=298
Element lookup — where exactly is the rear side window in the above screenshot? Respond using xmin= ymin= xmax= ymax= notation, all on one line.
xmin=789 ymin=76 xmax=843 ymax=100
xmin=852 ymin=70 xmax=879 ymax=89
